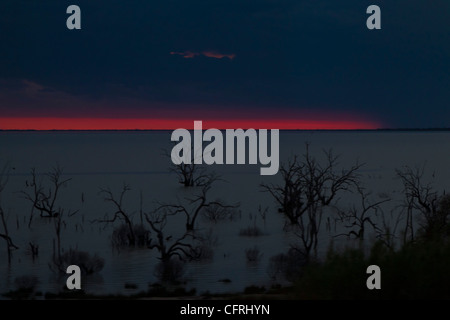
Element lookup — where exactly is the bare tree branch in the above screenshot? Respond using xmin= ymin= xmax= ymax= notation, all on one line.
xmin=0 ymin=164 xmax=18 ymax=264
xmin=396 ymin=164 xmax=450 ymax=241
xmin=336 ymin=185 xmax=390 ymax=240
xmin=95 ymin=184 xmax=139 ymax=246
xmin=21 ymin=165 xmax=72 ymax=219
xmin=145 ymin=212 xmax=201 ymax=262
xmin=152 ymin=177 xmax=238 ymax=231
xmin=262 ymin=143 xmax=363 ymax=258
xmin=163 ymin=148 xmax=219 ymax=187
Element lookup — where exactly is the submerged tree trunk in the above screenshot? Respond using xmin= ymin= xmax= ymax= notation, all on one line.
xmin=0 ymin=209 xmax=18 ymax=264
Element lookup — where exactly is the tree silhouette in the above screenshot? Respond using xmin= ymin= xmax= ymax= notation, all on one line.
xmin=164 ymin=148 xmax=211 ymax=187
xmin=21 ymin=166 xmax=72 ymax=219
xmin=145 ymin=212 xmax=201 ymax=281
xmin=397 ymin=165 xmax=450 ymax=241
xmin=0 ymin=164 xmax=18 ymax=264
xmin=336 ymin=185 xmax=389 ymax=240
xmin=96 ymin=184 xmax=150 ymax=247
xmin=262 ymin=144 xmax=362 ymax=258
xmin=153 ymin=177 xmax=238 ymax=231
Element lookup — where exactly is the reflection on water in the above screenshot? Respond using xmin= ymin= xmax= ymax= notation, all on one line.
xmin=0 ymin=198 xmax=294 ymax=296
xmin=1 ymin=131 xmax=450 ymax=297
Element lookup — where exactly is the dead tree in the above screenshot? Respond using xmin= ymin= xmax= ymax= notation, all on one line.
xmin=21 ymin=166 xmax=72 ymax=219
xmin=20 ymin=166 xmax=77 ymax=266
xmin=262 ymin=144 xmax=362 ymax=258
xmin=0 ymin=209 xmax=18 ymax=264
xmin=97 ymin=184 xmax=137 ymax=246
xmin=49 ymin=209 xmax=104 ymax=275
xmin=52 ymin=211 xmax=64 ymax=263
xmin=153 ymin=177 xmax=238 ymax=231
xmin=0 ymin=164 xmax=18 ymax=264
xmin=49 ymin=209 xmax=81 ymax=273
xmin=173 ymin=163 xmax=210 ymax=187
xmin=202 ymin=202 xmax=237 ymax=223
xmin=29 ymin=242 xmax=39 ymax=260
xmin=336 ymin=185 xmax=389 ymax=240
xmin=146 ymin=213 xmax=200 ymax=261
xmin=262 ymin=156 xmax=305 ymax=225
xmin=145 ymin=212 xmax=201 ymax=281
xmin=396 ymin=165 xmax=450 ymax=241
xmin=164 ymin=148 xmax=212 ymax=187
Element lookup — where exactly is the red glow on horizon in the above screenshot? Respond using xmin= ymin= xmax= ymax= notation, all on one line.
xmin=0 ymin=117 xmax=381 ymax=130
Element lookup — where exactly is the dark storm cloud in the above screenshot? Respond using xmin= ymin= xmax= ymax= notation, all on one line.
xmin=0 ymin=0 xmax=449 ymax=127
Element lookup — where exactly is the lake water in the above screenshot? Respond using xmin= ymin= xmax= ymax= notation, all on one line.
xmin=0 ymin=130 xmax=449 ymax=296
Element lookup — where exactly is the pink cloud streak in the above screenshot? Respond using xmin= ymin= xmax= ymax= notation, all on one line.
xmin=170 ymin=51 xmax=236 ymax=60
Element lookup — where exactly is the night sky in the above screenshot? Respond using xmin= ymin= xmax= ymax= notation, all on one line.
xmin=0 ymin=0 xmax=449 ymax=129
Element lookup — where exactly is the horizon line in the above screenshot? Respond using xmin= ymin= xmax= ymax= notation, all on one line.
xmin=1 ymin=128 xmax=449 ymax=132
xmin=0 ymin=117 xmax=382 ymax=131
